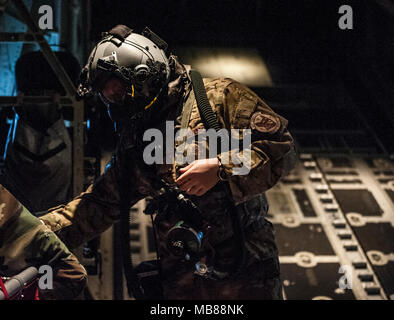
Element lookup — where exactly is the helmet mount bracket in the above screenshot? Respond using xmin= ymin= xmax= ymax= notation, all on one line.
xmin=142 ymin=27 xmax=168 ymax=52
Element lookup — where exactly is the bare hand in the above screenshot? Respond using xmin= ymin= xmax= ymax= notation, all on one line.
xmin=175 ymin=158 xmax=220 ymax=196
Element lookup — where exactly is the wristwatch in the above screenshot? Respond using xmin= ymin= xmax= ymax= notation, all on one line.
xmin=217 ymin=157 xmax=230 ymax=181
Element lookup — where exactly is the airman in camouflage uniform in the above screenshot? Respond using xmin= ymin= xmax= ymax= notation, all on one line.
xmin=40 ymin=26 xmax=297 ymax=299
xmin=0 ymin=185 xmax=87 ymax=299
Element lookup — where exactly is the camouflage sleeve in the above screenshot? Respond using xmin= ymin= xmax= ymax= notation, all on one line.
xmin=39 ymin=160 xmax=145 ymax=249
xmin=29 ymin=218 xmax=88 ymax=300
xmin=217 ymin=81 xmax=297 ymax=204
xmin=0 ymin=185 xmax=87 ymax=300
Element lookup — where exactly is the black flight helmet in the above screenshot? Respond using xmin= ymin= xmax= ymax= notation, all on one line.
xmin=78 ymin=25 xmax=170 ymax=121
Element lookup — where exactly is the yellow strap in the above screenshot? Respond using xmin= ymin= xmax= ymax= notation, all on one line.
xmin=144 ymin=96 xmax=158 ymax=110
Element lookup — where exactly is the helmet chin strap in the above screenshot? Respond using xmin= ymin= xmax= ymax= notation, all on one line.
xmin=144 ymin=95 xmax=158 ymax=110
xmin=145 ymin=86 xmax=166 ymax=111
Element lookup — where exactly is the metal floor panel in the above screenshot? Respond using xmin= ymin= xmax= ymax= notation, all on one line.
xmin=93 ymin=154 xmax=393 ymax=300
xmin=292 ymin=189 xmax=317 ymax=217
xmin=350 ymin=223 xmax=394 ymax=298
xmin=332 ymin=189 xmax=383 ymax=216
xmin=275 ymin=224 xmax=334 ymax=256
xmin=281 ymin=263 xmax=356 ymax=300
xmin=350 ymin=223 xmax=394 ymax=254
xmin=266 ymin=154 xmax=394 ymax=300
xmin=372 ymin=263 xmax=394 ymax=299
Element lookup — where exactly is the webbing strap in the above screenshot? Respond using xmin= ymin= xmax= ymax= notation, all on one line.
xmin=174 ymin=89 xmax=195 ymax=150
xmin=180 ymin=90 xmax=195 ymax=130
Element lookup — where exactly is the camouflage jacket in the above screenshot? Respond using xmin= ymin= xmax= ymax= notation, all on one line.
xmin=0 ymin=185 xmax=87 ymax=299
xmin=39 ymin=59 xmax=297 ymax=290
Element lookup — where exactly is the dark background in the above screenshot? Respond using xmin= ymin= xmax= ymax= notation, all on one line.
xmin=1 ymin=0 xmax=393 ymax=154
xmin=87 ymin=0 xmax=393 ymax=153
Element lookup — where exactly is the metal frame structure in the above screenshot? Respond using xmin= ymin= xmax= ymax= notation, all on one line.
xmin=0 ymin=0 xmax=84 ymax=196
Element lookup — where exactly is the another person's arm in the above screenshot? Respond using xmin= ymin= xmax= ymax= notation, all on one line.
xmin=39 ymin=160 xmax=146 ymax=249
xmin=0 ymin=185 xmax=87 ymax=300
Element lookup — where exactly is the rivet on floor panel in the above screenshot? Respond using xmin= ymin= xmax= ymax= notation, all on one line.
xmin=281 ymin=215 xmax=301 ymax=228
xmin=317 ymin=158 xmax=333 ymax=169
xmin=367 ymin=250 xmax=388 ymax=266
xmin=295 ymin=251 xmax=317 ymax=268
xmin=346 ymin=213 xmax=366 ymax=227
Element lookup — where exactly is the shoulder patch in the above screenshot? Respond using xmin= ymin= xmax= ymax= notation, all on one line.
xmin=250 ymin=112 xmax=280 ymax=134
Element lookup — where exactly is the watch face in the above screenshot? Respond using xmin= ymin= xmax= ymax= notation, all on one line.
xmin=218 ymin=167 xmax=229 ymax=181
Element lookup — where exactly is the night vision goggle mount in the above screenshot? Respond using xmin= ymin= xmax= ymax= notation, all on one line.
xmin=96 ymin=52 xmax=168 ymax=93
xmin=77 ymin=26 xmax=170 ymax=101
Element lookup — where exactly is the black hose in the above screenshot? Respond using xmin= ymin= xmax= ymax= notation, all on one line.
xmin=190 ymin=70 xmax=221 ymax=132
xmin=189 ymin=70 xmax=247 ymax=275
